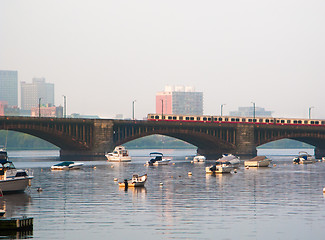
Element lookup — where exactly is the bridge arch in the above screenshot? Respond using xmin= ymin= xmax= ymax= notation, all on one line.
xmin=113 ymin=127 xmax=236 ymax=157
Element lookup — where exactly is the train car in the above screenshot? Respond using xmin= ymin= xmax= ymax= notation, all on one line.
xmin=147 ymin=113 xmax=325 ymax=127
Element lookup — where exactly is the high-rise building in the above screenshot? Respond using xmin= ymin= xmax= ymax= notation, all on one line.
xmin=21 ymin=78 xmax=54 ymax=110
xmin=156 ymin=85 xmax=203 ymax=115
xmin=0 ymin=70 xmax=18 ymax=107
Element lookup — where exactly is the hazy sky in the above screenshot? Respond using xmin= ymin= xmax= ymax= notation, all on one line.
xmin=1 ymin=0 xmax=325 ymax=119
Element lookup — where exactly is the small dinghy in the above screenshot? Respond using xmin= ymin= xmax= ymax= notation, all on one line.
xmin=119 ymin=174 xmax=147 ymax=188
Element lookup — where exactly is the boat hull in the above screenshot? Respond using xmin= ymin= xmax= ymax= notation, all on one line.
xmin=205 ymin=166 xmax=232 ymax=174
xmin=245 ymin=160 xmax=271 ymax=167
xmin=0 ymin=177 xmax=33 ymax=193
xmin=106 ymin=156 xmax=132 ymax=162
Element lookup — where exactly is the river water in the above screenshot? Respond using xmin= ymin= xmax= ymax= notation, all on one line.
xmin=1 ymin=149 xmax=325 ymax=239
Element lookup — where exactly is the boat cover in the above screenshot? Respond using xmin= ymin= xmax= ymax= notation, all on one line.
xmin=53 ymin=161 xmax=74 ymax=166
xmin=248 ymin=156 xmax=267 ymax=161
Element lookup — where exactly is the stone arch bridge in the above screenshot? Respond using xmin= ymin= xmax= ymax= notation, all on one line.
xmin=1 ymin=116 xmax=325 ymax=159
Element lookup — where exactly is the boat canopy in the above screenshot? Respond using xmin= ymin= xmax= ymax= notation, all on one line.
xmin=0 ymin=159 xmax=10 ymax=165
xmin=150 ymin=152 xmax=163 ymax=156
xmin=53 ymin=161 xmax=74 ymax=166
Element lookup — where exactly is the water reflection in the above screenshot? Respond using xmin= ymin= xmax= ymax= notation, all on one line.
xmin=2 ymin=150 xmax=325 ymax=239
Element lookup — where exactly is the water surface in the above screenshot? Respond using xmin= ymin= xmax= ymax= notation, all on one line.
xmin=1 ymin=149 xmax=325 ymax=239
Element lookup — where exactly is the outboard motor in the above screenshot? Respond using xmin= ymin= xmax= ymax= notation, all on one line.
xmin=209 ymin=165 xmax=217 ymax=172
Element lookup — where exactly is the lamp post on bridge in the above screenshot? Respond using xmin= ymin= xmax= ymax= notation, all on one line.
xmin=62 ymin=95 xmax=66 ymax=118
xmin=220 ymin=104 xmax=226 ymax=117
xmin=132 ymin=100 xmax=136 ymax=120
xmin=251 ymin=102 xmax=256 ymax=120
xmin=309 ymin=106 xmax=314 ymax=119
xmin=161 ymin=99 xmax=164 ymax=120
xmin=38 ymin=98 xmax=42 ymax=118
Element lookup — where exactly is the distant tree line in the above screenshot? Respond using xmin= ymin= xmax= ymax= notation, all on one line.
xmin=0 ymin=130 xmax=59 ymax=150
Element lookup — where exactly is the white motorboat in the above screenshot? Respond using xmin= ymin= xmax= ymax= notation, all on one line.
xmin=51 ymin=161 xmax=84 ymax=170
xmin=193 ymin=155 xmax=206 ymax=163
xmin=217 ymin=153 xmax=240 ymax=167
xmin=293 ymin=151 xmax=316 ymax=164
xmin=0 ymin=148 xmax=33 ymax=193
xmin=206 ymin=160 xmax=233 ymax=174
xmin=244 ymin=156 xmax=272 ymax=167
xmin=119 ymin=174 xmax=147 ymax=188
xmin=146 ymin=152 xmax=171 ymax=166
xmin=105 ymin=146 xmax=132 ymax=162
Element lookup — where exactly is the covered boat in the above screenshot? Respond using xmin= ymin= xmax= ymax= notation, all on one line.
xmin=293 ymin=151 xmax=315 ymax=164
xmin=206 ymin=160 xmax=233 ymax=174
xmin=0 ymin=149 xmax=33 ymax=193
xmin=51 ymin=161 xmax=84 ymax=170
xmin=217 ymin=154 xmax=240 ymax=167
xmin=193 ymin=155 xmax=206 ymax=163
xmin=105 ymin=146 xmax=132 ymax=162
xmin=119 ymin=174 xmax=147 ymax=187
xmin=146 ymin=152 xmax=171 ymax=166
xmin=244 ymin=156 xmax=272 ymax=167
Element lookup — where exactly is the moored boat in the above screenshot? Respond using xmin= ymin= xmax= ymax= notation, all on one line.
xmin=118 ymin=174 xmax=147 ymax=187
xmin=293 ymin=151 xmax=316 ymax=164
xmin=217 ymin=153 xmax=240 ymax=168
xmin=105 ymin=146 xmax=132 ymax=162
xmin=51 ymin=161 xmax=84 ymax=170
xmin=0 ymin=148 xmax=33 ymax=193
xmin=244 ymin=156 xmax=272 ymax=167
xmin=193 ymin=155 xmax=206 ymax=163
xmin=206 ymin=160 xmax=233 ymax=174
xmin=146 ymin=152 xmax=171 ymax=166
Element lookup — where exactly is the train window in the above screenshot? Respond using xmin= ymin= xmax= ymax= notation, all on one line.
xmin=168 ymin=116 xmax=172 ymax=120
xmin=287 ymin=120 xmax=291 ymax=123
xmin=242 ymin=118 xmax=246 ymax=122
xmin=259 ymin=119 xmax=263 ymax=123
xmin=218 ymin=118 xmax=223 ymax=121
xmin=225 ymin=118 xmax=229 ymax=121
xmin=231 ymin=118 xmax=235 ymax=121
xmin=304 ymin=121 xmax=308 ymax=124
xmin=186 ymin=117 xmax=190 ymax=120
xmin=322 ymin=121 xmax=325 ymax=125
xmin=155 ymin=116 xmax=159 ymax=119
xmin=236 ymin=118 xmax=240 ymax=122
xmin=203 ymin=117 xmax=207 ymax=121
xmin=179 ymin=116 xmax=183 ymax=120
xmin=253 ymin=119 xmax=257 ymax=122
xmin=293 ymin=120 xmax=297 ymax=124
xmin=173 ymin=116 xmax=177 ymax=120
xmin=265 ymin=119 xmax=269 ymax=123
xmin=298 ymin=120 xmax=302 ymax=124
xmin=277 ymin=120 xmax=280 ymax=123
xmin=248 ymin=119 xmax=252 ymax=122
xmin=197 ymin=117 xmax=201 ymax=121
xmin=281 ymin=120 xmax=285 ymax=123
xmin=270 ymin=120 xmax=274 ymax=123
xmin=150 ymin=116 xmax=155 ymax=119
xmin=208 ymin=118 xmax=211 ymax=121
xmin=311 ymin=121 xmax=314 ymax=124
xmin=190 ymin=117 xmax=194 ymax=120
xmin=315 ymin=121 xmax=319 ymax=124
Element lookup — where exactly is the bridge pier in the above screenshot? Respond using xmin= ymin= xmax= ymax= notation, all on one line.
xmin=60 ymin=120 xmax=115 ymax=160
xmin=315 ymin=148 xmax=325 ymax=159
xmin=234 ymin=125 xmax=257 ymax=159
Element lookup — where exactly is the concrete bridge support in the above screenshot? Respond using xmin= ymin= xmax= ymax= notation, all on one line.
xmin=315 ymin=148 xmax=325 ymax=159
xmin=234 ymin=125 xmax=257 ymax=159
xmin=60 ymin=120 xmax=115 ymax=160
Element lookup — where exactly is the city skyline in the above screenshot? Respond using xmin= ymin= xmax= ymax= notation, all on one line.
xmin=1 ymin=1 xmax=325 ymax=119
